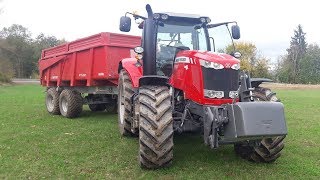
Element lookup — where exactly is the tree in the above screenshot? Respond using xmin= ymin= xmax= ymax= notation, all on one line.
xmin=31 ymin=33 xmax=65 ymax=75
xmin=298 ymin=44 xmax=320 ymax=84
xmin=0 ymin=24 xmax=64 ymax=78
xmin=0 ymin=57 xmax=14 ymax=82
xmin=0 ymin=24 xmax=33 ymax=78
xmin=286 ymin=24 xmax=307 ymax=83
xmin=275 ymin=25 xmax=311 ymax=84
xmin=226 ymin=42 xmax=271 ymax=78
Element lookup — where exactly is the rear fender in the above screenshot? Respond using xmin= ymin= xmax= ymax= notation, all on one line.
xmin=250 ymin=78 xmax=273 ymax=88
xmin=118 ymin=58 xmax=143 ymax=88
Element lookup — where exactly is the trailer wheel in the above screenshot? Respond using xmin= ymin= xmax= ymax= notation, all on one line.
xmin=118 ymin=70 xmax=135 ymax=136
xmin=88 ymin=104 xmax=107 ymax=112
xmin=105 ymin=103 xmax=117 ymax=113
xmin=139 ymin=86 xmax=173 ymax=169
xmin=46 ymin=88 xmax=60 ymax=115
xmin=59 ymin=89 xmax=83 ymax=118
xmin=234 ymin=87 xmax=285 ymax=163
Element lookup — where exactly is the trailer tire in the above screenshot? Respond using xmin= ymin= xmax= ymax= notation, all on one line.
xmin=88 ymin=104 xmax=107 ymax=112
xmin=105 ymin=103 xmax=117 ymax=114
xmin=234 ymin=87 xmax=285 ymax=163
xmin=59 ymin=89 xmax=83 ymax=118
xmin=118 ymin=70 xmax=135 ymax=136
xmin=139 ymin=86 xmax=173 ymax=169
xmin=46 ymin=88 xmax=60 ymax=115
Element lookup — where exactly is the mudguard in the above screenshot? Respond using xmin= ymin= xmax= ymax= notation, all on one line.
xmin=250 ymin=78 xmax=273 ymax=88
xmin=118 ymin=58 xmax=143 ymax=88
xmin=139 ymin=76 xmax=169 ymax=87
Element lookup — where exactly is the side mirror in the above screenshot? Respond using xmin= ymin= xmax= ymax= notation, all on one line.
xmin=231 ymin=25 xmax=240 ymax=39
xmin=119 ymin=16 xmax=131 ymax=32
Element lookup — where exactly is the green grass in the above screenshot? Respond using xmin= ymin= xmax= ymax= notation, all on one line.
xmin=0 ymin=85 xmax=319 ymax=179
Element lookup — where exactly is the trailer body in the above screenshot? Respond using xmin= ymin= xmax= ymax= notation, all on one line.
xmin=39 ymin=32 xmax=141 ymax=89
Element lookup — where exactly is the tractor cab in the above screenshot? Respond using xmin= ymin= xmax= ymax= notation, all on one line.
xmin=119 ymin=7 xmax=240 ymax=78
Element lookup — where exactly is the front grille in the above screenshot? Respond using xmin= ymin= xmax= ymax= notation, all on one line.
xmin=201 ymin=67 xmax=239 ymax=98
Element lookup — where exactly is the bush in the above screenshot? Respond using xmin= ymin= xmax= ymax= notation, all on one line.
xmin=0 ymin=72 xmax=12 ymax=83
xmin=0 ymin=58 xmax=14 ymax=83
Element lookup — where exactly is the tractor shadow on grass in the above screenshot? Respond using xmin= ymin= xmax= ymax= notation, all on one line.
xmin=78 ymin=109 xmax=118 ymax=121
xmin=75 ymin=111 xmax=261 ymax=170
xmin=172 ymin=132 xmax=240 ymax=167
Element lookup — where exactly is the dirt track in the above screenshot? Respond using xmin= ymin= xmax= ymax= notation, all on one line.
xmin=261 ymin=83 xmax=320 ymax=90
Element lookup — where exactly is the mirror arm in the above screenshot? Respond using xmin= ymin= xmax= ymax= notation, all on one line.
xmin=207 ymin=21 xmax=237 ymax=28
xmin=226 ymin=27 xmax=236 ymax=53
xmin=209 ymin=37 xmax=215 ymax=52
xmin=125 ymin=12 xmax=147 ymax=20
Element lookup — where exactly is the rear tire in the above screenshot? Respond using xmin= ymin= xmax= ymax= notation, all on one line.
xmin=89 ymin=104 xmax=107 ymax=112
xmin=234 ymin=87 xmax=285 ymax=163
xmin=46 ymin=88 xmax=60 ymax=115
xmin=139 ymin=86 xmax=173 ymax=169
xmin=59 ymin=89 xmax=83 ymax=118
xmin=118 ymin=70 xmax=136 ymax=136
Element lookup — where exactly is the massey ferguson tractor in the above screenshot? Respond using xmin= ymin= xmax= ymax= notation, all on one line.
xmin=39 ymin=4 xmax=287 ymax=169
xmin=117 ymin=4 xmax=287 ymax=168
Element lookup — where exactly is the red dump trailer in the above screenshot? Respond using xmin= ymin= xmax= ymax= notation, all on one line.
xmin=39 ymin=32 xmax=141 ymax=118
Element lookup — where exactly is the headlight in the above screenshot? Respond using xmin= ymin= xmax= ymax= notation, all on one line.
xmin=231 ymin=63 xmax=240 ymax=70
xmin=200 ymin=17 xmax=211 ymax=23
xmin=206 ymin=17 xmax=211 ymax=23
xmin=200 ymin=17 xmax=206 ymax=23
xmin=200 ymin=60 xmax=224 ymax=69
xmin=134 ymin=46 xmax=144 ymax=54
xmin=212 ymin=62 xmax=224 ymax=69
xmin=161 ymin=14 xmax=169 ymax=20
xmin=153 ymin=13 xmax=160 ymax=20
xmin=234 ymin=52 xmax=241 ymax=58
xmin=204 ymin=89 xmax=224 ymax=98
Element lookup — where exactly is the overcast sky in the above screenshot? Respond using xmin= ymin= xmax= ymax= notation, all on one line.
xmin=1 ymin=0 xmax=319 ymax=62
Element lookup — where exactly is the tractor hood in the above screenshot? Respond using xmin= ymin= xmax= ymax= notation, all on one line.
xmin=176 ymin=50 xmax=240 ymax=67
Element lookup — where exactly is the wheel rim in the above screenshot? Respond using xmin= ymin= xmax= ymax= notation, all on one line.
xmin=61 ymin=97 xmax=68 ymax=113
xmin=46 ymin=95 xmax=54 ymax=111
xmin=119 ymin=79 xmax=125 ymax=124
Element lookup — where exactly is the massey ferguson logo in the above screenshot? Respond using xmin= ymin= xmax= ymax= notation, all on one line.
xmin=225 ymin=63 xmax=231 ymax=68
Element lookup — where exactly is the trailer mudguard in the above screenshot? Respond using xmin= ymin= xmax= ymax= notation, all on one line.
xmin=223 ymin=102 xmax=287 ymax=141
xmin=119 ymin=58 xmax=143 ymax=88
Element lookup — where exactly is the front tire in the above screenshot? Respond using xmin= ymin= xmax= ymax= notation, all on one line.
xmin=139 ymin=86 xmax=173 ymax=169
xmin=59 ymin=89 xmax=83 ymax=118
xmin=234 ymin=87 xmax=285 ymax=163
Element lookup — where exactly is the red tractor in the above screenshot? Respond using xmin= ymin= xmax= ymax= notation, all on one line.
xmin=117 ymin=5 xmax=287 ymax=168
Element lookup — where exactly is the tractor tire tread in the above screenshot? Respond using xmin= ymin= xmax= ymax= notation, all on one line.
xmin=139 ymin=85 xmax=173 ymax=169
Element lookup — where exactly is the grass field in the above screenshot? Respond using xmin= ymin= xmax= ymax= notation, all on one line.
xmin=0 ymin=85 xmax=319 ymax=179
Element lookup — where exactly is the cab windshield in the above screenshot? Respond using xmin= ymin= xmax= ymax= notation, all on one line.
xmin=157 ymin=23 xmax=207 ymax=51
xmin=156 ymin=21 xmax=207 ymax=75
xmin=207 ymin=24 xmax=234 ymax=52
